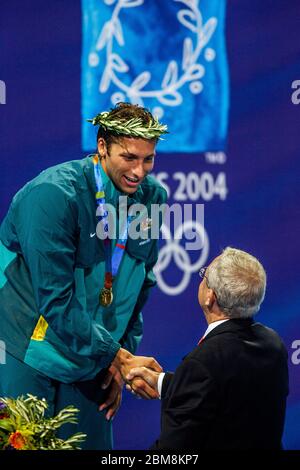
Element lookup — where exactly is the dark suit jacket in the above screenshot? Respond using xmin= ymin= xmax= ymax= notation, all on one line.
xmin=152 ymin=319 xmax=288 ymax=450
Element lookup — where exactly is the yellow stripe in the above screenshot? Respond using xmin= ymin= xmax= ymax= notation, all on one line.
xmin=96 ymin=191 xmax=105 ymax=199
xmin=31 ymin=315 xmax=49 ymax=341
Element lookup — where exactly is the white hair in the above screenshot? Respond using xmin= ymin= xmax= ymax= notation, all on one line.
xmin=207 ymin=247 xmax=267 ymax=318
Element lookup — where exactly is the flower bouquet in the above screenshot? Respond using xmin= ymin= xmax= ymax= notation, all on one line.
xmin=0 ymin=394 xmax=86 ymax=450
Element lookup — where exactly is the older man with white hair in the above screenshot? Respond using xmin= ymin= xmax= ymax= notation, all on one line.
xmin=127 ymin=247 xmax=289 ymax=450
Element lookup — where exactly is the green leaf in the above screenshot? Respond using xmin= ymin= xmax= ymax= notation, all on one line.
xmin=0 ymin=419 xmax=14 ymax=432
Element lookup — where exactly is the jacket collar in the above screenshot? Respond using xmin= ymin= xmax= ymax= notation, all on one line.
xmin=203 ymin=318 xmax=255 ymax=342
xmin=84 ymin=155 xmax=144 ymax=206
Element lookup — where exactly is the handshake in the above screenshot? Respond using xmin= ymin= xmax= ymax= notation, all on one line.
xmin=112 ymin=347 xmax=162 ymax=400
xmin=99 ymin=348 xmax=162 ymax=421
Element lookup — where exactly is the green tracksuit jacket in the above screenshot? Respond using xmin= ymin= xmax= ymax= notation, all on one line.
xmin=0 ymin=156 xmax=167 ymax=383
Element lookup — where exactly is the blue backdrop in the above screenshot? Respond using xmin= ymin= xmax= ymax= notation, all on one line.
xmin=0 ymin=0 xmax=300 ymax=450
xmin=81 ymin=0 xmax=229 ymax=152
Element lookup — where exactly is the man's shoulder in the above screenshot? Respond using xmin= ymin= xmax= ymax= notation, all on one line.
xmin=13 ymin=157 xmax=91 ymax=203
xmin=186 ymin=320 xmax=287 ymax=363
xmin=32 ymin=157 xmax=89 ymax=187
xmin=251 ymin=321 xmax=287 ymax=353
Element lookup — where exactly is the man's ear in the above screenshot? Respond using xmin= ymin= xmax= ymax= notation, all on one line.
xmin=97 ymin=138 xmax=107 ymax=157
xmin=205 ymin=289 xmax=215 ymax=310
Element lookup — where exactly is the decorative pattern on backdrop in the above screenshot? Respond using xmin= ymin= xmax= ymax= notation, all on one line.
xmin=81 ymin=0 xmax=229 ymax=152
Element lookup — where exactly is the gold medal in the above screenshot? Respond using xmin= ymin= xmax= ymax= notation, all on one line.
xmin=99 ymin=287 xmax=113 ymax=307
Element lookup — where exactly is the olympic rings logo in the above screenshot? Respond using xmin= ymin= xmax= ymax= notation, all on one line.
xmin=154 ymin=220 xmax=209 ymax=296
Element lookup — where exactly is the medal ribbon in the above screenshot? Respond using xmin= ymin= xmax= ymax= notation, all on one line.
xmin=92 ymin=155 xmax=132 ymax=298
